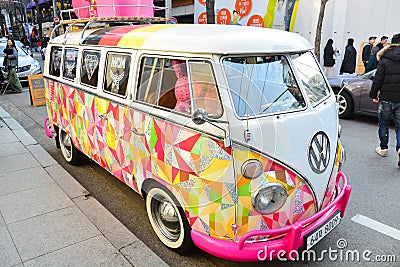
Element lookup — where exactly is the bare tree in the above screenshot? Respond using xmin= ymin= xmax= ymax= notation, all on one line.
xmin=206 ymin=0 xmax=215 ymax=24
xmin=314 ymin=0 xmax=330 ymax=62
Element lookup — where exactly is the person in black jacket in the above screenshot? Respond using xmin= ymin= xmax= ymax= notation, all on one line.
xmin=369 ymin=33 xmax=400 ymax=166
xmin=340 ymin=38 xmax=357 ymax=74
xmin=323 ymin=39 xmax=337 ymax=76
xmin=362 ymin=36 xmax=376 ymax=69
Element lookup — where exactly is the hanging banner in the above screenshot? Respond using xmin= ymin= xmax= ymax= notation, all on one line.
xmin=195 ymin=0 xmax=299 ymax=31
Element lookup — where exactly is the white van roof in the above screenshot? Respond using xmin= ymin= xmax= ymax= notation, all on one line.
xmin=51 ymin=24 xmax=312 ymax=54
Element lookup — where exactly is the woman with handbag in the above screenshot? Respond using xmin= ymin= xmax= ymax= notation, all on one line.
xmin=3 ymin=38 xmax=23 ymax=93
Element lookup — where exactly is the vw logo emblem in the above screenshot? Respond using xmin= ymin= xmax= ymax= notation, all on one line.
xmin=308 ymin=132 xmax=330 ymax=174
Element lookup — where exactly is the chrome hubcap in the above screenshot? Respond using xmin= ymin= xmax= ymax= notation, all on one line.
xmin=151 ymin=194 xmax=180 ymax=241
xmin=60 ymin=131 xmax=72 ymax=159
xmin=337 ymin=94 xmax=347 ymax=115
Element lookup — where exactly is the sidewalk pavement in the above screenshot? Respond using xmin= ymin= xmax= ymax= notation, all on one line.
xmin=0 ymin=105 xmax=168 ymax=267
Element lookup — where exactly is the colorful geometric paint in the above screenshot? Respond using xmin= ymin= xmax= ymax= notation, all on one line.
xmin=46 ymin=80 xmax=332 ymax=241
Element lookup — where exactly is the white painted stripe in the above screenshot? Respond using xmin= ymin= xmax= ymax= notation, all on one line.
xmin=351 ymin=214 xmax=400 ymax=241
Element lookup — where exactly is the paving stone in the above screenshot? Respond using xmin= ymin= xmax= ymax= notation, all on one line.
xmin=7 ymin=206 xmax=101 ymax=262
xmin=121 ymin=240 xmax=169 ymax=267
xmin=74 ymin=195 xmax=139 ymax=250
xmin=0 ymin=167 xmax=55 ymax=196
xmin=0 ymin=226 xmax=21 ymax=267
xmin=0 ymin=142 xmax=26 ymax=157
xmin=45 ymin=165 xmax=88 ymax=199
xmin=12 ymin=129 xmax=37 ymax=146
xmin=0 ymin=183 xmax=74 ymax=224
xmin=26 ymin=144 xmax=58 ymax=168
xmin=0 ymin=126 xmax=19 ymax=145
xmin=0 ymin=152 xmax=40 ymax=175
xmin=24 ymin=235 xmax=131 ymax=267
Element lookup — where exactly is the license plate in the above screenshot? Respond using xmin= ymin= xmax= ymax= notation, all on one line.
xmin=305 ymin=211 xmax=341 ymax=250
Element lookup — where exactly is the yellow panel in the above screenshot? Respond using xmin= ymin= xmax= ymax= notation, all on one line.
xmin=118 ymin=24 xmax=175 ymax=48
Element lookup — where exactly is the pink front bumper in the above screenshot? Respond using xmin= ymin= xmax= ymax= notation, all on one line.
xmin=191 ymin=172 xmax=352 ymax=262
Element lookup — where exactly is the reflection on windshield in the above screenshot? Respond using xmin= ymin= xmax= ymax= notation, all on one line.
xmin=0 ymin=45 xmax=27 ymax=56
xmin=290 ymin=52 xmax=330 ymax=105
xmin=223 ymin=55 xmax=305 ymax=117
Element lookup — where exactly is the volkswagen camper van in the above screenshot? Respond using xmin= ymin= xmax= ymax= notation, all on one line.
xmin=44 ymin=16 xmax=351 ymax=262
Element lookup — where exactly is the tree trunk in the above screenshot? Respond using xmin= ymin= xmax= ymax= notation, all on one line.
xmin=206 ymin=0 xmax=215 ymax=24
xmin=314 ymin=0 xmax=329 ymax=62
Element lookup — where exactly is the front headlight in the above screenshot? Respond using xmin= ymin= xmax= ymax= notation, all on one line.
xmin=252 ymin=183 xmax=288 ymax=214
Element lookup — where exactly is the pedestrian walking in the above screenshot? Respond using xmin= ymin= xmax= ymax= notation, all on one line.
xmin=340 ymin=38 xmax=357 ymax=75
xmin=30 ymin=26 xmax=39 ymax=52
xmin=2 ymin=38 xmax=23 ymax=93
xmin=362 ymin=36 xmax=376 ymax=69
xmin=376 ymin=35 xmax=388 ymax=51
xmin=365 ymin=46 xmax=379 ymax=73
xmin=369 ymin=33 xmax=400 ymax=166
xmin=323 ymin=39 xmax=337 ymax=76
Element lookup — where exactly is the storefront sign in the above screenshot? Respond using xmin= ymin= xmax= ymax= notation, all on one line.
xmin=195 ymin=0 xmax=299 ymax=31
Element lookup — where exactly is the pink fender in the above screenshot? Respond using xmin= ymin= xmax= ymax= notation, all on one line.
xmin=43 ymin=118 xmax=53 ymax=138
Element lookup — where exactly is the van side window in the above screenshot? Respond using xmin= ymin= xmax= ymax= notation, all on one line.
xmin=104 ymin=52 xmax=131 ymax=96
xmin=189 ymin=61 xmax=222 ymax=117
xmin=137 ymin=57 xmax=162 ymax=105
xmin=63 ymin=48 xmax=78 ymax=80
xmin=49 ymin=47 xmax=62 ymax=77
xmin=81 ymin=50 xmax=100 ymax=87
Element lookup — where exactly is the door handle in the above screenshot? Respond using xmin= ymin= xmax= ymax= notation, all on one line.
xmin=132 ymin=127 xmax=145 ymax=136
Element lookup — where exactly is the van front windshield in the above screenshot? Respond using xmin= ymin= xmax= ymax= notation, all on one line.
xmin=223 ymin=55 xmax=306 ymax=117
xmin=290 ymin=52 xmax=330 ymax=105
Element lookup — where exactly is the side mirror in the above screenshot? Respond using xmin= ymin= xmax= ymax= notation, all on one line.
xmin=192 ymin=108 xmax=208 ymax=125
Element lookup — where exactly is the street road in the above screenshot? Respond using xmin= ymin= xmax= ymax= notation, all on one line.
xmin=1 ymin=58 xmax=398 ymax=266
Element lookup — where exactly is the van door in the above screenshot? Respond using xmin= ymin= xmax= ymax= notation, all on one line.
xmin=134 ymin=55 xmax=236 ymax=240
xmin=99 ymin=50 xmax=137 ymax=187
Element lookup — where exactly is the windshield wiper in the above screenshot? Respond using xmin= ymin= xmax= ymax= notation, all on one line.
xmin=260 ymin=87 xmax=290 ymax=114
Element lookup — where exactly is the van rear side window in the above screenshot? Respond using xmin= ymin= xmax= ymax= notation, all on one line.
xmin=63 ymin=48 xmax=78 ymax=80
xmin=49 ymin=47 xmax=62 ymax=77
xmin=104 ymin=52 xmax=131 ymax=96
xmin=81 ymin=50 xmax=100 ymax=87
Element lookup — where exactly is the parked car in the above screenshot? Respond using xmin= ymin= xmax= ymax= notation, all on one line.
xmin=0 ymin=39 xmax=41 ymax=83
xmin=327 ymin=70 xmax=377 ymax=118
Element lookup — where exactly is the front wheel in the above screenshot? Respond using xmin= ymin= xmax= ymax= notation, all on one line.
xmin=146 ymin=185 xmax=193 ymax=253
xmin=336 ymin=91 xmax=354 ymax=118
xmin=58 ymin=128 xmax=86 ymax=165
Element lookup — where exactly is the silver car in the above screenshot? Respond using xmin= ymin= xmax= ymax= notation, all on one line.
xmin=327 ymin=70 xmax=378 ymax=118
xmin=0 ymin=40 xmax=41 ymax=83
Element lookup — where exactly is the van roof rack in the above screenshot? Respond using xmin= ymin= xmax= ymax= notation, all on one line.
xmin=50 ymin=4 xmax=172 ymax=44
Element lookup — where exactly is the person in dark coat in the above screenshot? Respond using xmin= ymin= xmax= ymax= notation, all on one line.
xmin=362 ymin=36 xmax=376 ymax=69
xmin=3 ymin=38 xmax=23 ymax=93
xmin=323 ymin=39 xmax=336 ymax=76
xmin=340 ymin=38 xmax=357 ymax=74
xmin=365 ymin=46 xmax=379 ymax=73
xmin=376 ymin=35 xmax=388 ymax=51
xmin=369 ymin=33 xmax=400 ymax=165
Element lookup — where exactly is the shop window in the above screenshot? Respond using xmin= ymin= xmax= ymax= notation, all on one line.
xmin=81 ymin=50 xmax=100 ymax=87
xmin=49 ymin=46 xmax=62 ymax=77
xmin=104 ymin=52 xmax=131 ymax=96
xmin=63 ymin=48 xmax=78 ymax=80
